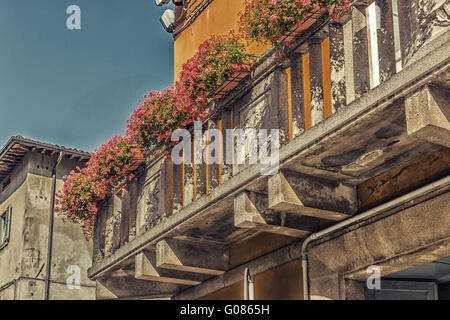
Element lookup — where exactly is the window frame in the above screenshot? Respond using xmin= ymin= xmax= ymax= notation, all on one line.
xmin=0 ymin=206 xmax=11 ymax=250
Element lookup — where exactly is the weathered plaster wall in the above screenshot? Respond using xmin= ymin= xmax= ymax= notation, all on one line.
xmin=0 ymin=152 xmax=95 ymax=300
xmin=11 ymin=278 xmax=94 ymax=300
xmin=0 ymin=175 xmax=27 ymax=294
xmin=51 ymin=177 xmax=95 ymax=289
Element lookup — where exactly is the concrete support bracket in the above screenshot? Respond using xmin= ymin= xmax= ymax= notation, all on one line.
xmin=96 ymin=280 xmax=118 ymax=300
xmin=405 ymin=85 xmax=450 ymax=148
xmin=156 ymin=238 xmax=229 ymax=276
xmin=135 ymin=251 xmax=203 ymax=286
xmin=234 ymin=191 xmax=316 ymax=238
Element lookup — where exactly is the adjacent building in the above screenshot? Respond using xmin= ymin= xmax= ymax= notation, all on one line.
xmin=0 ymin=136 xmax=95 ymax=300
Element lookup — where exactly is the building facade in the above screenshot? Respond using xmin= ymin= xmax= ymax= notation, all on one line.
xmin=88 ymin=0 xmax=450 ymax=300
xmin=0 ymin=136 xmax=95 ymax=300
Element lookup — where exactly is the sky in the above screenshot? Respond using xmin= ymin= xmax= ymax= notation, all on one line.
xmin=0 ymin=0 xmax=174 ymax=152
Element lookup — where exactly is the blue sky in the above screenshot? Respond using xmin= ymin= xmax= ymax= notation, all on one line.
xmin=0 ymin=0 xmax=174 ymax=152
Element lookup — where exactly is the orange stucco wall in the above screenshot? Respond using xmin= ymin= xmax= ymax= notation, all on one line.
xmin=174 ymin=0 xmax=270 ymax=81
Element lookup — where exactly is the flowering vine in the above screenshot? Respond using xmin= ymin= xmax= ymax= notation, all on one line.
xmin=55 ymin=135 xmax=143 ymax=239
xmin=239 ymin=0 xmax=350 ymax=48
xmin=127 ymin=33 xmax=254 ymax=152
xmin=126 ymin=87 xmax=194 ymax=151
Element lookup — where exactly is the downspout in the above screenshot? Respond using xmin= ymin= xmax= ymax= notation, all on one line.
xmin=302 ymin=175 xmax=450 ymax=300
xmin=244 ymin=268 xmax=254 ymax=300
xmin=44 ymin=152 xmax=63 ymax=300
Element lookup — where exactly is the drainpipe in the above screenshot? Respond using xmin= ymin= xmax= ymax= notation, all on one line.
xmin=302 ymin=175 xmax=450 ymax=300
xmin=244 ymin=268 xmax=254 ymax=300
xmin=44 ymin=152 xmax=63 ymax=300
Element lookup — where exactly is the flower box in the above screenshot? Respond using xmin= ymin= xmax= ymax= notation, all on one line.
xmin=149 ymin=145 xmax=168 ymax=159
xmin=214 ymin=64 xmax=252 ymax=99
xmin=279 ymin=4 xmax=329 ymax=44
xmin=129 ymin=145 xmax=146 ymax=171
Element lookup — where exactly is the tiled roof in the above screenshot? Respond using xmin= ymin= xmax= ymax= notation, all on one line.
xmin=0 ymin=136 xmax=91 ymax=184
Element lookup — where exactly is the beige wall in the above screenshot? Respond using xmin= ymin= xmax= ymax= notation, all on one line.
xmin=0 ymin=180 xmax=27 ymax=296
xmin=0 ymin=153 xmax=95 ymax=300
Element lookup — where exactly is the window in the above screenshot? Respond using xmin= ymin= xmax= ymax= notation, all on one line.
xmin=0 ymin=207 xmax=11 ymax=249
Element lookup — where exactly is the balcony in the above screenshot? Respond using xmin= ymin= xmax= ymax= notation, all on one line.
xmin=89 ymin=0 xmax=450 ymax=299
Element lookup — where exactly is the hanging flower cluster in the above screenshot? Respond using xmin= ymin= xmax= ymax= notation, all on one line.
xmin=239 ymin=0 xmax=350 ymax=47
xmin=127 ymin=32 xmax=254 ymax=151
xmin=55 ymin=136 xmax=143 ymax=239
xmin=178 ymin=33 xmax=254 ymax=102
xmin=126 ymin=87 xmax=195 ymax=151
xmin=55 ymin=168 xmax=98 ymax=238
xmin=56 ymin=33 xmax=253 ymax=239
